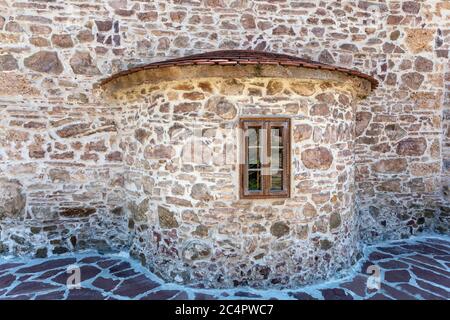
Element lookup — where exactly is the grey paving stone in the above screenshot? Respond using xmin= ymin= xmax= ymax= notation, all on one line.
xmin=112 ymin=275 xmax=160 ymax=298
xmin=384 ymin=270 xmax=411 ymax=283
xmin=381 ymin=284 xmax=416 ymax=300
xmin=410 ymin=266 xmax=450 ymax=288
xmin=67 ymin=288 xmax=105 ymax=300
xmin=35 ymin=290 xmax=66 ymax=300
xmin=16 ymin=258 xmax=76 ymax=274
xmin=0 ymin=263 xmax=24 ymax=272
xmin=0 ymin=274 xmax=16 ymax=289
xmin=195 ymin=293 xmax=217 ymax=300
xmin=171 ymin=291 xmax=189 ymax=300
xmin=320 ymin=288 xmax=353 ymax=300
xmin=92 ymin=276 xmax=120 ymax=292
xmin=397 ymin=283 xmax=445 ymax=300
xmin=288 ymin=291 xmax=318 ymax=300
xmin=7 ymin=281 xmax=61 ymax=296
xmin=141 ymin=290 xmax=182 ymax=300
xmin=340 ymin=275 xmax=369 ymax=297
xmin=377 ymin=259 xmax=409 ymax=270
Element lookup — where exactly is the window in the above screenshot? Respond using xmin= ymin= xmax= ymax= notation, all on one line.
xmin=239 ymin=118 xmax=290 ymax=199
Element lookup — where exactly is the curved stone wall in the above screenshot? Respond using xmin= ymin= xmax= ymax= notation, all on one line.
xmin=112 ymin=73 xmax=372 ymax=288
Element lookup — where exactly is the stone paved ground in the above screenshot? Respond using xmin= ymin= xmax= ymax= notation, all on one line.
xmin=0 ymin=235 xmax=449 ymax=300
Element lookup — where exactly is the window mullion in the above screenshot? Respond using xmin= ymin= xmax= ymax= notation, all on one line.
xmin=263 ymin=121 xmax=270 ymax=195
xmin=243 ymin=122 xmax=249 ymax=196
xmin=285 ymin=121 xmax=290 ymax=197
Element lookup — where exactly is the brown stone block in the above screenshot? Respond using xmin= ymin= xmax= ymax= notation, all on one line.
xmin=7 ymin=129 xmax=29 ymax=142
xmin=355 ymin=112 xmax=372 ymax=136
xmin=293 ymin=124 xmax=312 ymax=142
xmin=170 ymin=11 xmax=187 ymax=23
xmin=144 ymin=145 xmax=175 ymax=159
xmin=310 ymin=103 xmax=330 ymax=117
xmin=301 ymin=147 xmax=333 ymax=170
xmin=56 ymin=123 xmax=90 ymax=138
xmin=158 ymin=206 xmax=179 ymax=229
xmin=182 ymin=92 xmax=205 ymax=100
xmin=166 ymin=196 xmax=192 ymax=207
xmin=405 ymin=29 xmax=435 ymax=54
xmin=240 ymin=13 xmax=256 ymax=29
xmin=219 ymin=79 xmax=244 ymax=95
xmin=70 ymin=51 xmax=100 ymax=75
xmin=137 ymin=12 xmax=158 ymax=22
xmin=401 ymin=72 xmax=425 ymax=90
xmin=174 ymin=102 xmax=200 ymax=113
xmin=303 ymin=202 xmax=317 ymax=219
xmin=95 ymin=20 xmax=112 ymax=32
xmin=372 ymin=159 xmax=407 ymax=173
xmin=30 ymin=36 xmax=50 ymax=47
xmin=396 ymin=137 xmax=427 ymax=156
xmin=410 ymin=92 xmax=442 ymax=110
xmin=30 ymin=25 xmax=52 ymax=35
xmin=410 ymin=162 xmax=440 ymax=176
xmin=59 ymin=207 xmax=96 ymax=218
xmin=290 ymin=81 xmax=316 ymax=96
xmin=106 ymin=151 xmax=123 ymax=162
xmin=0 ymin=179 xmax=25 ymax=219
xmin=0 ymin=54 xmax=18 ymax=71
xmin=77 ymin=29 xmax=94 ymax=42
xmin=24 ymin=51 xmax=63 ymax=74
xmin=50 ymin=151 xmax=74 ymax=160
xmin=48 ymin=168 xmax=70 ymax=182
xmin=376 ymin=179 xmax=402 ymax=192
xmin=51 ymin=34 xmax=74 ymax=48
xmin=0 ymin=33 xmax=20 ymax=44
xmin=29 ymin=148 xmax=45 ymax=159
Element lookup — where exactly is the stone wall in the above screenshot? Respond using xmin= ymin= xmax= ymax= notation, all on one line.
xmin=114 ymin=75 xmax=366 ymax=288
xmin=0 ymin=0 xmax=448 ymax=281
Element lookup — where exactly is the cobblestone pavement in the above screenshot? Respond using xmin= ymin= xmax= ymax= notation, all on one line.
xmin=0 ymin=235 xmax=449 ymax=300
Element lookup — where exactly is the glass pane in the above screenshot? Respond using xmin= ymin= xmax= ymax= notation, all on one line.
xmin=248 ymin=146 xmax=260 ymax=169
xmin=270 ymin=170 xmax=283 ymax=191
xmin=248 ymin=126 xmax=261 ymax=170
xmin=271 ymin=146 xmax=283 ymax=170
xmin=271 ymin=127 xmax=283 ymax=147
xmin=248 ymin=170 xmax=262 ymax=191
xmin=248 ymin=127 xmax=260 ymax=147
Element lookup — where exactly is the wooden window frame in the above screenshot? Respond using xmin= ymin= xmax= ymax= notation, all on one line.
xmin=239 ymin=117 xmax=291 ymax=199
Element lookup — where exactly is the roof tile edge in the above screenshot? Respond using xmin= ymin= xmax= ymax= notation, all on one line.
xmin=99 ymin=50 xmax=379 ymax=90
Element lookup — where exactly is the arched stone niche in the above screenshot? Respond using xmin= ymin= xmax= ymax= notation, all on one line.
xmin=101 ymin=52 xmax=376 ymax=288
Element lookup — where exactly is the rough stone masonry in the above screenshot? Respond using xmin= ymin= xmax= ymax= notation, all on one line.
xmin=0 ymin=0 xmax=449 ymax=288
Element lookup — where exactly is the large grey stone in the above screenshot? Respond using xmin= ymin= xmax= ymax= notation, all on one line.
xmin=270 ymin=221 xmax=290 ymax=238
xmin=0 ymin=179 xmax=25 ymax=219
xmin=24 ymin=51 xmax=63 ymax=74
xmin=182 ymin=240 xmax=212 ymax=262
xmin=158 ymin=206 xmax=179 ymax=229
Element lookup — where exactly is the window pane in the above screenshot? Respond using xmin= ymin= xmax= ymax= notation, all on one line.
xmin=248 ymin=146 xmax=260 ymax=169
xmin=248 ymin=170 xmax=262 ymax=191
xmin=271 ymin=127 xmax=283 ymax=147
xmin=248 ymin=126 xmax=261 ymax=170
xmin=271 ymin=146 xmax=283 ymax=170
xmin=248 ymin=127 xmax=260 ymax=147
xmin=270 ymin=127 xmax=284 ymax=191
xmin=270 ymin=170 xmax=283 ymax=191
